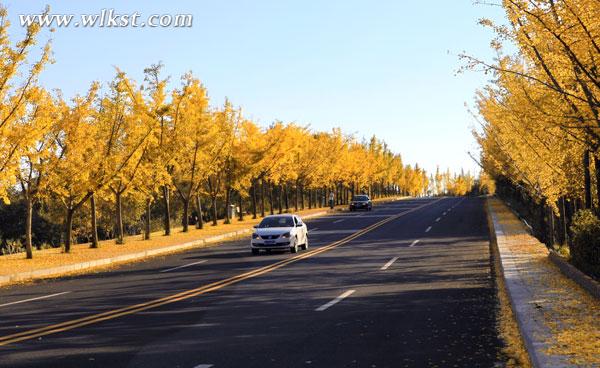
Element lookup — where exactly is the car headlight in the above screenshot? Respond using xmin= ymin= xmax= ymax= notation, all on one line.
xmin=252 ymin=233 xmax=260 ymax=239
xmin=281 ymin=232 xmax=291 ymax=239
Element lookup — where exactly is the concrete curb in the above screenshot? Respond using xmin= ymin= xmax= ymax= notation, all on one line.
xmin=548 ymin=251 xmax=600 ymax=300
xmin=0 ymin=210 xmax=329 ymax=287
xmin=486 ymin=199 xmax=568 ymax=368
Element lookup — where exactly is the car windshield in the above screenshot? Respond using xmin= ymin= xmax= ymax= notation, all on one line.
xmin=257 ymin=216 xmax=295 ymax=228
xmin=352 ymin=196 xmax=369 ymax=201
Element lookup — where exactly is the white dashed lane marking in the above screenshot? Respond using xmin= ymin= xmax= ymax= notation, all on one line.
xmin=380 ymin=257 xmax=399 ymax=270
xmin=160 ymin=260 xmax=207 ymax=273
xmin=0 ymin=292 xmax=71 ymax=308
xmin=315 ymin=290 xmax=355 ymax=312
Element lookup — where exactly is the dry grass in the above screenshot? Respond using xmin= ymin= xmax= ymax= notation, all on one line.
xmin=489 ymin=198 xmax=600 ymax=366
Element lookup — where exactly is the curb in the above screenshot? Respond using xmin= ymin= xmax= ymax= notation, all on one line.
xmin=0 ymin=210 xmax=330 ymax=287
xmin=486 ymin=199 xmax=564 ymax=368
xmin=548 ymin=251 xmax=600 ymax=300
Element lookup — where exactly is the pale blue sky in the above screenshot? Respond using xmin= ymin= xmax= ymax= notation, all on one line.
xmin=4 ymin=0 xmax=505 ymax=176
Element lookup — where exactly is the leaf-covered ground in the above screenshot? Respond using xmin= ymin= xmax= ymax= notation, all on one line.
xmin=491 ymin=198 xmax=600 ymax=367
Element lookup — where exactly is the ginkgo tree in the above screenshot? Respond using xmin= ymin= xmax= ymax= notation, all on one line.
xmin=0 ymin=7 xmax=51 ymax=204
xmin=15 ymin=88 xmax=56 ymax=258
xmin=466 ymin=0 xmax=600 ymax=250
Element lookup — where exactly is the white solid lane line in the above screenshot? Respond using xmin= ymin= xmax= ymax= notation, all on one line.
xmin=0 ymin=291 xmax=71 ymax=308
xmin=333 ymin=219 xmax=345 ymax=224
xmin=410 ymin=239 xmax=420 ymax=247
xmin=380 ymin=257 xmax=399 ymax=270
xmin=193 ymin=365 xmax=213 ymax=368
xmin=435 ymin=217 xmax=441 ymax=222
xmin=159 ymin=260 xmax=207 ymax=273
xmin=425 ymin=226 xmax=432 ymax=233
xmin=315 ymin=290 xmax=356 ymax=312
xmin=309 ymin=227 xmax=319 ymax=232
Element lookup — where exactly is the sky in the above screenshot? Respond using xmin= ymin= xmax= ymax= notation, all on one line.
xmin=4 ymin=0 xmax=506 ymax=176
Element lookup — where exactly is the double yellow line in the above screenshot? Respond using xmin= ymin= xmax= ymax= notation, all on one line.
xmin=0 ymin=198 xmax=441 ymax=347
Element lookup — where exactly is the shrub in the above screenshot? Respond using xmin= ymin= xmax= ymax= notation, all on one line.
xmin=570 ymin=210 xmax=600 ymax=273
xmin=1 ymin=239 xmax=25 ymax=255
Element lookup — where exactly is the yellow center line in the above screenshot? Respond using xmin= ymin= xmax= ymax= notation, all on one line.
xmin=0 ymin=198 xmax=442 ymax=346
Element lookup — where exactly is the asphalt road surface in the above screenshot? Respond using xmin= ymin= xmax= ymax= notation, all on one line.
xmin=0 ymin=197 xmax=505 ymax=368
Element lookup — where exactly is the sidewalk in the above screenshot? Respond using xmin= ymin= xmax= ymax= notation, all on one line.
xmin=487 ymin=197 xmax=600 ymax=367
xmin=0 ymin=196 xmax=406 ymax=287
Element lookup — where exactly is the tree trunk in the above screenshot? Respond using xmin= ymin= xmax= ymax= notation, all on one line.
xmin=238 ymin=192 xmax=244 ymax=221
xmin=584 ymin=149 xmax=592 ymax=209
xmin=196 ymin=194 xmax=204 ymax=230
xmin=163 ymin=186 xmax=171 ymax=235
xmin=260 ymin=178 xmax=265 ymax=217
xmin=278 ymin=184 xmax=283 ymax=214
xmin=115 ymin=192 xmax=124 ymax=244
xmin=145 ymin=197 xmax=151 ymax=240
xmin=252 ymin=180 xmax=257 ymax=219
xmin=25 ymin=196 xmax=33 ymax=259
xmin=90 ymin=194 xmax=99 ymax=248
xmin=64 ymin=208 xmax=74 ymax=253
xmin=269 ymin=181 xmax=274 ymax=215
xmin=594 ymin=156 xmax=600 ymax=212
xmin=546 ymin=204 xmax=555 ymax=247
xmin=284 ymin=184 xmax=289 ymax=212
xmin=225 ymin=187 xmax=231 ymax=224
xmin=212 ymin=196 xmax=218 ymax=226
xmin=182 ymin=198 xmax=190 ymax=232
xmin=294 ymin=183 xmax=299 ymax=212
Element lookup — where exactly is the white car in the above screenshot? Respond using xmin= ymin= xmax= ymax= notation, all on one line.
xmin=250 ymin=214 xmax=308 ymax=255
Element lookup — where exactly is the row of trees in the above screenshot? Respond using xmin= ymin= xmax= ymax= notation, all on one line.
xmin=430 ymin=167 xmax=478 ymax=196
xmin=469 ymin=0 xmax=599 ymax=244
xmin=0 ymin=8 xmax=430 ymax=259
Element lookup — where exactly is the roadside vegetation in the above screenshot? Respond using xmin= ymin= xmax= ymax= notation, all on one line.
xmin=468 ymin=0 xmax=600 ymax=278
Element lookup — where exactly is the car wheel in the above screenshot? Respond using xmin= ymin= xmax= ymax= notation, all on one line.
xmin=290 ymin=237 xmax=298 ymax=253
xmin=251 ymin=249 xmax=260 ymax=256
xmin=302 ymin=236 xmax=309 ymax=250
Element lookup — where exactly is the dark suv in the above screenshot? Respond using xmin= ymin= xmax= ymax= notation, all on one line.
xmin=349 ymin=195 xmax=372 ymax=211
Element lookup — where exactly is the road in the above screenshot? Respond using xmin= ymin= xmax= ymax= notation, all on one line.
xmin=0 ymin=197 xmax=504 ymax=368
